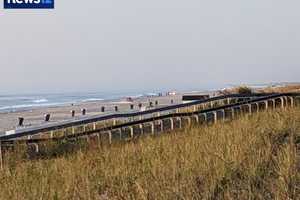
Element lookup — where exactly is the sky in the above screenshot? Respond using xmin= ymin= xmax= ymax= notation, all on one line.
xmin=0 ymin=0 xmax=299 ymax=94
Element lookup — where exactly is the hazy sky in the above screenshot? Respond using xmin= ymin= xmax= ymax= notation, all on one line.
xmin=0 ymin=0 xmax=299 ymax=94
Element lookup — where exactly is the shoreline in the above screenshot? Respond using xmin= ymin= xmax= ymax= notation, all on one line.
xmin=0 ymin=94 xmax=184 ymax=133
xmin=1 ymin=83 xmax=299 ymax=133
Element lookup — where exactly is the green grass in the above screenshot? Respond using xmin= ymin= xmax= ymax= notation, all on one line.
xmin=0 ymin=108 xmax=299 ymax=200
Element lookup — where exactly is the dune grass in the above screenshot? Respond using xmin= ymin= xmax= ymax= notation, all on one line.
xmin=0 ymin=108 xmax=299 ymax=200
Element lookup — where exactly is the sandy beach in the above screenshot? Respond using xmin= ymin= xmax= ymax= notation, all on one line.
xmin=0 ymin=94 xmax=183 ymax=133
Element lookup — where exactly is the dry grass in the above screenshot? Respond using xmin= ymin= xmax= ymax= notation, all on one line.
xmin=219 ymin=84 xmax=300 ymax=95
xmin=0 ymin=108 xmax=300 ymax=200
xmin=258 ymin=84 xmax=300 ymax=93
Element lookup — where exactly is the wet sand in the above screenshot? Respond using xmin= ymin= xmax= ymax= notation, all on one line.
xmin=0 ymin=95 xmax=183 ymax=133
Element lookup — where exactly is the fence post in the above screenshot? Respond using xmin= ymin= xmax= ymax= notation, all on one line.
xmin=71 ymin=110 xmax=75 ymax=117
xmin=203 ymin=113 xmax=207 ymax=122
xmin=33 ymin=143 xmax=39 ymax=153
xmin=280 ymin=97 xmax=284 ymax=108
xmin=227 ymin=98 xmax=230 ymax=105
xmin=248 ymin=104 xmax=252 ymax=114
xmin=118 ymin=129 xmax=122 ymax=139
xmin=151 ymin=122 xmax=155 ymax=134
xmin=139 ymin=124 xmax=144 ymax=134
xmin=289 ymin=96 xmax=294 ymax=107
xmin=0 ymin=142 xmax=3 ymax=170
xmin=193 ymin=105 xmax=197 ymax=112
xmin=129 ymin=127 xmax=134 ymax=138
xmin=256 ymin=103 xmax=260 ymax=112
xmin=231 ymin=108 xmax=235 ymax=119
xmin=265 ymin=101 xmax=268 ymax=110
xmin=177 ymin=117 xmax=182 ymax=128
xmin=44 ymin=114 xmax=51 ymax=122
xmin=160 ymin=120 xmax=164 ymax=132
xmin=221 ymin=109 xmax=225 ymax=121
xmin=194 ymin=115 xmax=199 ymax=123
xmin=108 ymin=131 xmax=112 ymax=144
xmin=284 ymin=96 xmax=288 ymax=109
xmin=50 ymin=131 xmax=54 ymax=138
xmin=213 ymin=111 xmax=217 ymax=123
xmin=96 ymin=133 xmax=101 ymax=148
xmin=170 ymin=118 xmax=174 ymax=130
xmin=18 ymin=117 xmax=24 ymax=126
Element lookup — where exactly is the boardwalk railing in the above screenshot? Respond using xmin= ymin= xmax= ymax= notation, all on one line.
xmin=0 ymin=93 xmax=299 ymax=145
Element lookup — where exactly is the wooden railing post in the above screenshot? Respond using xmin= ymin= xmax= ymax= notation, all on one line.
xmin=118 ymin=129 xmax=122 ymax=139
xmin=203 ymin=113 xmax=207 ymax=122
xmin=248 ymin=104 xmax=252 ymax=114
xmin=139 ymin=124 xmax=144 ymax=134
xmin=289 ymin=96 xmax=294 ymax=107
xmin=231 ymin=108 xmax=235 ymax=119
xmin=227 ymin=98 xmax=230 ymax=105
xmin=96 ymin=133 xmax=101 ymax=148
xmin=194 ymin=115 xmax=199 ymax=123
xmin=129 ymin=127 xmax=134 ymax=138
xmin=272 ymin=99 xmax=276 ymax=109
xmin=284 ymin=96 xmax=288 ymax=109
xmin=213 ymin=111 xmax=217 ymax=123
xmin=160 ymin=120 xmax=164 ymax=132
xmin=280 ymin=97 xmax=284 ymax=108
xmin=221 ymin=109 xmax=225 ymax=121
xmin=187 ymin=116 xmax=192 ymax=126
xmin=32 ymin=143 xmax=39 ymax=153
xmin=108 ymin=131 xmax=112 ymax=144
xmin=0 ymin=141 xmax=3 ymax=170
xmin=265 ymin=101 xmax=268 ymax=110
xmin=193 ymin=105 xmax=197 ymax=112
xmin=151 ymin=122 xmax=155 ymax=134
xmin=177 ymin=117 xmax=182 ymax=128
xmin=50 ymin=131 xmax=54 ymax=138
xmin=170 ymin=118 xmax=174 ymax=130
xmin=256 ymin=102 xmax=260 ymax=112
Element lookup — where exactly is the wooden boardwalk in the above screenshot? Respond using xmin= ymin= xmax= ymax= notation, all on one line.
xmin=0 ymin=92 xmax=299 ymax=168
xmin=0 ymin=93 xmax=299 ymax=146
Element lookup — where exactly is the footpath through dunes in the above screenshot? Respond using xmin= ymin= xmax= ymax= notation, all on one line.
xmin=0 ymin=108 xmax=299 ymax=199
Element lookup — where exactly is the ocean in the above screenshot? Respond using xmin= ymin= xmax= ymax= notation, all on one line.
xmin=0 ymin=91 xmax=157 ymax=113
xmin=0 ymin=82 xmax=289 ymax=114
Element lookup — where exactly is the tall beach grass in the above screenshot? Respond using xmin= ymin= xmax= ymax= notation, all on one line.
xmin=0 ymin=108 xmax=299 ymax=199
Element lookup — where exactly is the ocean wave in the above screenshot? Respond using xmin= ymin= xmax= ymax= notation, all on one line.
xmin=81 ymin=98 xmax=104 ymax=102
xmin=32 ymin=98 xmax=49 ymax=103
xmin=0 ymin=102 xmax=63 ymax=112
xmin=128 ymin=93 xmax=158 ymax=99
